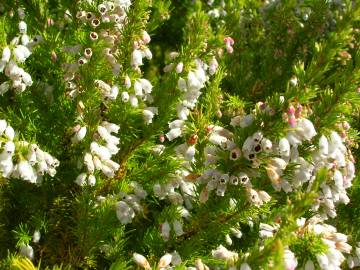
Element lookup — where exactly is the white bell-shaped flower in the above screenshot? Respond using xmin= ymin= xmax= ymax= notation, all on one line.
xmin=131 ymin=49 xmax=143 ymax=67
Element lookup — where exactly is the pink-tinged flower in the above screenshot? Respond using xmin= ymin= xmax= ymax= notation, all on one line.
xmin=224 ymin=37 xmax=235 ymax=46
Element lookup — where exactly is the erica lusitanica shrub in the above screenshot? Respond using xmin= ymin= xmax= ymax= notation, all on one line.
xmin=0 ymin=0 xmax=360 ymax=269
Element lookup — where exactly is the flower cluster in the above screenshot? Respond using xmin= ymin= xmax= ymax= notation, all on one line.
xmin=312 ymin=131 xmax=355 ymax=219
xmin=121 ymin=76 xmax=153 ymax=108
xmin=160 ymin=219 xmax=184 ymax=241
xmin=65 ymin=0 xmax=132 ymax=98
xmin=196 ymin=99 xmax=356 ymax=219
xmin=94 ymin=79 xmax=119 ymax=100
xmin=207 ymin=0 xmax=227 ymax=20
xmin=62 ymin=45 xmax=85 ymax=98
xmin=0 ymin=120 xmax=59 ymax=184
xmin=212 ymin=244 xmax=239 ymax=263
xmin=0 ymin=9 xmax=38 ymax=94
xmin=197 ymin=127 xmax=272 ymax=205
xmin=165 ymin=56 xmax=219 ymax=143
xmin=115 ymin=182 xmax=147 ymax=224
xmin=166 ymin=119 xmax=186 ymax=141
xmin=259 ymin=222 xmax=280 ymax=239
xmin=130 ymin=30 xmax=152 ymax=70
xmin=127 ymin=30 xmax=156 ymax=123
xmin=75 ymin=121 xmax=120 ymax=186
xmin=348 ymin=243 xmax=360 ymax=268
xmin=19 ymin=244 xmax=34 ymax=260
xmin=296 ymin=216 xmax=352 ymax=269
xmin=153 ymin=170 xmax=196 ymax=209
xmin=224 ymin=37 xmax=235 ymax=54
xmin=176 ymin=59 xmax=211 ymax=121
xmin=133 ymin=251 xmax=182 ymax=270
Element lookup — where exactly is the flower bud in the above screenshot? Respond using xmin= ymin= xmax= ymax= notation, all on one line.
xmin=161 ymin=221 xmax=171 ymax=241
xmin=158 ymin=253 xmax=172 ymax=268
xmin=19 ymin=244 xmax=34 ymax=260
xmin=75 ymin=173 xmax=87 ymax=186
xmin=33 ymin=230 xmax=41 ymax=243
xmin=0 ymin=120 xmax=7 ymax=134
xmin=18 ymin=8 xmax=25 ymax=19
xmin=163 ymin=63 xmax=174 ymax=73
xmin=176 ymin=62 xmax=184 ymax=73
xmin=131 ymin=49 xmax=143 ymax=67
xmin=258 ymin=190 xmax=271 ymax=203
xmin=173 ymin=219 xmax=184 ymax=236
xmin=129 ymin=94 xmax=138 ymax=107
xmin=142 ymin=30 xmax=151 ymax=44
xmin=166 ymin=128 xmax=182 ymax=141
xmin=1 ymin=47 xmax=11 ymax=62
xmin=304 ymin=260 xmax=314 ymax=270
xmin=0 ymin=81 xmax=10 ymax=95
xmin=177 ymin=77 xmax=187 ymax=91
xmin=124 ymin=75 xmax=131 ymax=89
xmin=72 ymin=126 xmax=87 ymax=143
xmin=279 ymin=137 xmax=290 ymax=157
xmin=5 ymin=126 xmax=15 ymax=140
xmin=88 ymin=174 xmax=96 ymax=186
xmin=133 ymin=253 xmax=151 ymax=269
xmin=18 ymin=21 xmax=27 ymax=34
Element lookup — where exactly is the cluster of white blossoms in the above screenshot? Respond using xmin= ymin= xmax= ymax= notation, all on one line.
xmin=195 ymin=99 xmax=356 ymax=217
xmin=169 ymin=99 xmax=356 ymax=269
xmin=0 ymin=9 xmax=40 ymax=94
xmin=311 ymin=130 xmax=355 ymax=219
xmin=115 ymin=182 xmax=147 ymax=224
xmin=197 ymin=126 xmax=272 ymax=206
xmin=161 ymin=58 xmax=220 ymax=201
xmin=133 ymin=251 xmax=182 ymax=270
xmin=130 ymin=30 xmax=152 ymax=70
xmin=0 ymin=120 xmax=59 ymax=184
xmin=296 ymin=216 xmax=352 ymax=270
xmin=212 ymin=244 xmax=239 ymax=263
xmin=176 ymin=59 xmax=214 ymax=120
xmin=66 ymin=1 xmax=131 ymax=98
xmin=160 ymin=219 xmax=184 ymax=241
xmin=121 ymin=73 xmax=155 ymax=121
xmin=165 ymin=119 xmax=186 ymax=142
xmin=153 ymin=169 xmax=196 ymax=209
xmin=75 ymin=121 xmax=120 ymax=186
xmin=121 ymin=24 xmax=155 ymax=123
xmin=207 ymin=0 xmax=227 ymax=19
xmin=152 ymin=170 xmax=195 ymax=241
xmin=120 ymin=72 xmax=154 ymax=110
xmin=211 ymin=245 xmax=256 ymax=270
xmin=348 ymin=243 xmax=360 ymax=268
xmin=62 ymin=44 xmax=83 ymax=98
xmin=94 ymin=79 xmax=119 ymax=100
xmin=164 ymin=56 xmax=218 ymax=142
xmin=259 ymin=222 xmax=280 ymax=239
